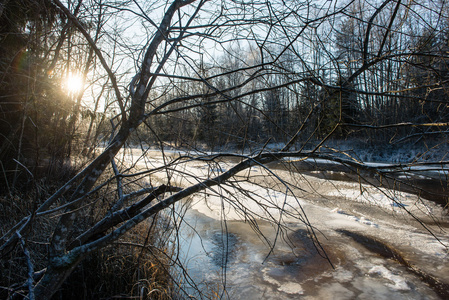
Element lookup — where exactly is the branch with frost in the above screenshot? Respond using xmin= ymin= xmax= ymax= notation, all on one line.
xmin=44 ymin=0 xmax=200 ymax=262
xmin=1 ymin=2 xmax=203 ymax=296
xmin=0 ymin=206 xmax=36 ymax=258
xmin=147 ymin=77 xmax=316 ymax=116
xmin=77 ymin=153 xmax=299 ymax=250
xmin=68 ymin=184 xmax=181 ymax=250
xmin=341 ymin=122 xmax=449 ymax=129
xmin=110 ymin=158 xmax=125 ymax=211
xmin=63 ymin=149 xmax=357 ymax=262
xmin=0 ymin=153 xmax=194 ymax=252
xmin=18 ymin=232 xmax=35 ymax=300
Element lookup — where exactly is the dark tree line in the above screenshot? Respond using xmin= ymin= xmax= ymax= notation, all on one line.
xmin=140 ymin=1 xmax=449 ymax=151
xmin=0 ymin=0 xmax=114 ymax=191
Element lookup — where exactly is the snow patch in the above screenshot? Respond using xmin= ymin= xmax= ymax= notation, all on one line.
xmin=331 ymin=208 xmax=379 ymax=228
xmin=278 ymin=282 xmax=305 ymax=294
xmin=261 ymin=268 xmax=304 ymax=295
xmin=190 ymin=181 xmax=306 ymax=221
xmin=326 ymin=187 xmax=410 ymax=209
xmin=368 ymin=265 xmax=410 ymax=291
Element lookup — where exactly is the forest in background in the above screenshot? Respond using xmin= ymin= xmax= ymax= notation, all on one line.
xmin=2 ymin=0 xmax=448 ymax=181
xmin=0 ymin=0 xmax=448 ymax=299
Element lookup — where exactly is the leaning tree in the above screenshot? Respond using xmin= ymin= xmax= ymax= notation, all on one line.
xmin=1 ymin=0 xmax=448 ymax=299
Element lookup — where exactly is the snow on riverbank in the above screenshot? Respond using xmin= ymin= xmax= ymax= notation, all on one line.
xmin=119 ymin=146 xmax=448 ymax=299
xmin=170 ymin=160 xmax=448 ymax=256
xmin=176 ymin=162 xmax=448 ymax=299
xmin=119 ymin=146 xmax=447 ymax=236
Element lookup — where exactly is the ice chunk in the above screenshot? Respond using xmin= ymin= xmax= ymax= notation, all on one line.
xmin=278 ymin=282 xmax=304 ymax=294
xmin=368 ymin=266 xmax=410 ymax=291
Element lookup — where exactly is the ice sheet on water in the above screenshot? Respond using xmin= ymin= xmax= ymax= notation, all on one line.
xmin=124 ymin=146 xmax=448 ymax=299
xmin=324 ymin=186 xmax=411 ymax=208
xmin=278 ymin=282 xmax=305 ymax=295
xmin=190 ymin=181 xmax=307 ymax=221
xmin=261 ymin=267 xmax=305 ymax=295
xmin=368 ymin=265 xmax=410 ymax=291
xmin=330 ymin=208 xmax=379 ymax=228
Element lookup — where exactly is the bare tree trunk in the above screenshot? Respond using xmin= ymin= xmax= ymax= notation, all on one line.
xmin=34 ymin=256 xmax=84 ymax=300
xmin=2 ymin=1 xmax=448 ymax=298
xmin=30 ymin=1 xmax=198 ymax=297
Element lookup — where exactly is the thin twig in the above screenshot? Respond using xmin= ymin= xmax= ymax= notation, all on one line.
xmin=17 ymin=232 xmax=35 ymax=300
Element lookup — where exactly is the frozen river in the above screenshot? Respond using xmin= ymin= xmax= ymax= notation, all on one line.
xmin=121 ymin=148 xmax=449 ymax=299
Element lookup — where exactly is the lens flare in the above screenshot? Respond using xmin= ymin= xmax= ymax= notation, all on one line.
xmin=64 ymin=73 xmax=84 ymax=94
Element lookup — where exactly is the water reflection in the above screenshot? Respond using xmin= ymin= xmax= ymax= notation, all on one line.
xmin=174 ymin=201 xmax=443 ymax=300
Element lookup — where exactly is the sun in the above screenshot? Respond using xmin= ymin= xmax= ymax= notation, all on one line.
xmin=64 ymin=73 xmax=84 ymax=94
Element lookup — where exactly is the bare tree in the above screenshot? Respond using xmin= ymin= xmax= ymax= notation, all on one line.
xmin=1 ymin=0 xmax=448 ymax=299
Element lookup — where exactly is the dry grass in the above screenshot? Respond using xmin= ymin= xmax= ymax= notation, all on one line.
xmin=55 ymin=220 xmax=175 ymax=299
xmin=0 ymin=166 xmax=177 ymax=300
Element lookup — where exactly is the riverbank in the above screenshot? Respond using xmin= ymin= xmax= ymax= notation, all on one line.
xmin=118 ymin=146 xmax=449 ymax=299
xmin=179 ymin=162 xmax=449 ymax=299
